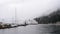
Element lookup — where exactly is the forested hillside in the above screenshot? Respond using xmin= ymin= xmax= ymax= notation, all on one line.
xmin=34 ymin=9 xmax=60 ymax=24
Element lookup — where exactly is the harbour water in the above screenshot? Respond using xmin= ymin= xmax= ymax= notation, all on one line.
xmin=0 ymin=24 xmax=60 ymax=34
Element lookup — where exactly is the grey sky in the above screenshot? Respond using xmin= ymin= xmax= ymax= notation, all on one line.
xmin=0 ymin=0 xmax=59 ymax=23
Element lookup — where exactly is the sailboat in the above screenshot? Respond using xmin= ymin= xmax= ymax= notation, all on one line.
xmin=0 ymin=7 xmax=38 ymax=29
xmin=0 ymin=8 xmax=27 ymax=29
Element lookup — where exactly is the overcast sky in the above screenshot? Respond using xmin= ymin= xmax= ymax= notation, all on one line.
xmin=0 ymin=0 xmax=59 ymax=23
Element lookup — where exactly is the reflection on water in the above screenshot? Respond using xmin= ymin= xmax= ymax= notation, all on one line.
xmin=0 ymin=24 xmax=60 ymax=34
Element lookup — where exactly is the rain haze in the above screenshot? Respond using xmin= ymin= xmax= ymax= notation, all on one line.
xmin=0 ymin=0 xmax=59 ymax=23
xmin=0 ymin=0 xmax=60 ymax=34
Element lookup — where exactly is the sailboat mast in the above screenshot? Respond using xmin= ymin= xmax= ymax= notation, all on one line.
xmin=15 ymin=8 xmax=17 ymax=23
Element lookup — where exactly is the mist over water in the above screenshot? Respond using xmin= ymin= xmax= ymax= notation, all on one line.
xmin=0 ymin=0 xmax=59 ymax=34
xmin=0 ymin=0 xmax=59 ymax=23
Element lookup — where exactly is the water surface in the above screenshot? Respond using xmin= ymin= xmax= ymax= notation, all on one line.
xmin=0 ymin=24 xmax=60 ymax=34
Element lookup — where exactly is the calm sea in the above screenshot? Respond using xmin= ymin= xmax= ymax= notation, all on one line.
xmin=0 ymin=24 xmax=60 ymax=34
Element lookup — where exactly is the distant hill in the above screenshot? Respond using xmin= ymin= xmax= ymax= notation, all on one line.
xmin=34 ymin=9 xmax=60 ymax=24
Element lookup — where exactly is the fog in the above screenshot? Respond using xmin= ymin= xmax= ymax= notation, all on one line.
xmin=0 ymin=0 xmax=59 ymax=23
